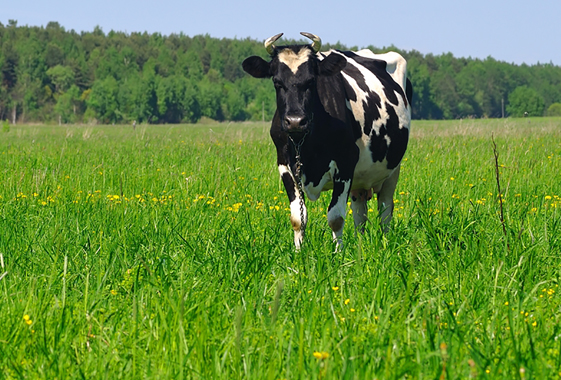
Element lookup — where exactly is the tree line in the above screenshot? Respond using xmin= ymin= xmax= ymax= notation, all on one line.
xmin=1 ymin=20 xmax=561 ymax=125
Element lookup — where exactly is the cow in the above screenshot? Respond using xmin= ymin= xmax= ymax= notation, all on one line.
xmin=242 ymin=32 xmax=412 ymax=249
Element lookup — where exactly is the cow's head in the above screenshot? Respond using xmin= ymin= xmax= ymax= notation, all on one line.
xmin=242 ymin=32 xmax=347 ymax=137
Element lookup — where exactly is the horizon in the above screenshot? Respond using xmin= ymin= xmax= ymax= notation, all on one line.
xmin=2 ymin=19 xmax=559 ymax=68
xmin=4 ymin=0 xmax=560 ymax=67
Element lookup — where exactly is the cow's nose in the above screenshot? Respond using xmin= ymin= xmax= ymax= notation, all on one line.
xmin=285 ymin=116 xmax=308 ymax=132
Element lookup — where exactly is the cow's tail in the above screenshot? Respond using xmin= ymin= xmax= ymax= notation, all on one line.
xmin=405 ymin=78 xmax=413 ymax=107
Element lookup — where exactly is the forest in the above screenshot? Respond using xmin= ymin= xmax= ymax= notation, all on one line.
xmin=1 ymin=20 xmax=561 ymax=124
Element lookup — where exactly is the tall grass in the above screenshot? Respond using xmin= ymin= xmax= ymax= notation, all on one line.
xmin=1 ymin=118 xmax=560 ymax=379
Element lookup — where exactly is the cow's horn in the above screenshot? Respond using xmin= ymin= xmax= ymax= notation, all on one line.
xmin=264 ymin=33 xmax=283 ymax=56
xmin=300 ymin=32 xmax=321 ymax=53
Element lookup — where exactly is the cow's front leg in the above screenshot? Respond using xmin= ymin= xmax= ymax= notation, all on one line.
xmin=278 ymin=164 xmax=307 ymax=249
xmin=327 ymin=175 xmax=352 ymax=250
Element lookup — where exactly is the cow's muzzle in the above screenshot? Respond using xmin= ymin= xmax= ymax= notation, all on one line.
xmin=284 ymin=115 xmax=310 ymax=134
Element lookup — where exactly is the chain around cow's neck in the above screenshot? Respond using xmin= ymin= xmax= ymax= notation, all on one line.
xmin=288 ymin=132 xmax=308 ymax=238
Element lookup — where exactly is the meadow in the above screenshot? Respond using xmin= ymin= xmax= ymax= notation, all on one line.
xmin=1 ymin=118 xmax=561 ymax=379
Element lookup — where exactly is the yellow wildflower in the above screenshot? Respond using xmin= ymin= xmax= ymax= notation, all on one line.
xmin=313 ymin=351 xmax=329 ymax=360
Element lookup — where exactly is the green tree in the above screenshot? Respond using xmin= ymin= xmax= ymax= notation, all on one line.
xmin=547 ymin=102 xmax=561 ymax=116
xmin=198 ymin=70 xmax=224 ymax=121
xmin=86 ymin=76 xmax=119 ymax=123
xmin=44 ymin=42 xmax=64 ymax=67
xmin=222 ymin=82 xmax=247 ymax=121
xmin=127 ymin=62 xmax=159 ymax=123
xmin=507 ymin=86 xmax=545 ymax=117
xmin=54 ymin=85 xmax=80 ymax=123
xmin=47 ymin=65 xmax=75 ymax=93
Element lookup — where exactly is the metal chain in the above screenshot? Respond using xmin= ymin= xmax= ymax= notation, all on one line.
xmin=288 ymin=134 xmax=308 ymax=237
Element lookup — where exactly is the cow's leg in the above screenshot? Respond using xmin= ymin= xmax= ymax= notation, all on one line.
xmin=377 ymin=165 xmax=400 ymax=232
xmin=278 ymin=164 xmax=307 ymax=249
xmin=327 ymin=177 xmax=352 ymax=250
xmin=350 ymin=188 xmax=372 ymax=233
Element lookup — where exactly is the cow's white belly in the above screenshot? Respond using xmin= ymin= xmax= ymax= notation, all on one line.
xmin=351 ymin=136 xmax=396 ymax=192
xmin=352 ymin=159 xmax=394 ymax=193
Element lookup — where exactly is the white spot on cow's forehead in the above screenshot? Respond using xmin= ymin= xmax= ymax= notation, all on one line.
xmin=278 ymin=48 xmax=312 ymax=74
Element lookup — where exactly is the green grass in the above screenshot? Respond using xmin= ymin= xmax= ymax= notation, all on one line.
xmin=1 ymin=118 xmax=561 ymax=379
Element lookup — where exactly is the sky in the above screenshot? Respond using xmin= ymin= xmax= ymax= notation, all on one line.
xmin=3 ymin=0 xmax=561 ymax=66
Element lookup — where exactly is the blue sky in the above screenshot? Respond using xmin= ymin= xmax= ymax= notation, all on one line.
xmin=4 ymin=0 xmax=560 ymax=66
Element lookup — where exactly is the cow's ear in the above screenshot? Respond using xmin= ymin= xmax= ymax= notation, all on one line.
xmin=242 ymin=56 xmax=271 ymax=78
xmin=319 ymin=54 xmax=347 ymax=76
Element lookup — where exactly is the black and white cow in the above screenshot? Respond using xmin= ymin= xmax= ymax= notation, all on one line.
xmin=242 ymin=32 xmax=412 ymax=249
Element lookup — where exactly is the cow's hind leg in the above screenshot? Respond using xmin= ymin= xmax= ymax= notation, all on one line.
xmin=377 ymin=165 xmax=400 ymax=232
xmin=279 ymin=165 xmax=307 ymax=249
xmin=350 ymin=189 xmax=372 ymax=233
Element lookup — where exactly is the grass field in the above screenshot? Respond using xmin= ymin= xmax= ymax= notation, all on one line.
xmin=1 ymin=118 xmax=561 ymax=379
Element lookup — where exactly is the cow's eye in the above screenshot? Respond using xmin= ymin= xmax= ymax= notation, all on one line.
xmin=273 ymin=79 xmax=284 ymax=89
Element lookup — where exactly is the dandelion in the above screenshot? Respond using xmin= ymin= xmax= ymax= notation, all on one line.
xmin=23 ymin=315 xmax=32 ymax=325
xmin=110 ymin=289 xmax=118 ymax=296
xmin=313 ymin=351 xmax=329 ymax=360
xmin=344 ymin=298 xmax=350 ymax=305
xmin=332 ymin=286 xmax=339 ymax=291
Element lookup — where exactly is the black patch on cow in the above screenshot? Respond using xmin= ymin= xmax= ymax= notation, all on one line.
xmin=342 ymin=75 xmax=357 ymax=103
xmin=405 ymin=78 xmax=413 ymax=105
xmin=384 ymin=103 xmax=409 ymax=169
xmin=341 ymin=51 xmax=408 ymax=107
xmin=369 ymin=123 xmax=389 ymax=164
xmin=298 ymin=137 xmax=332 ymax=189
xmin=281 ymin=172 xmax=297 ymax=203
xmin=328 ymin=174 xmax=346 ymax=212
xmin=348 ymin=108 xmax=363 ymax=141
xmin=339 ymin=54 xmax=371 ymax=95
xmin=362 ymin=94 xmax=382 ymax=136
xmin=337 ymin=55 xmax=382 ymax=137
